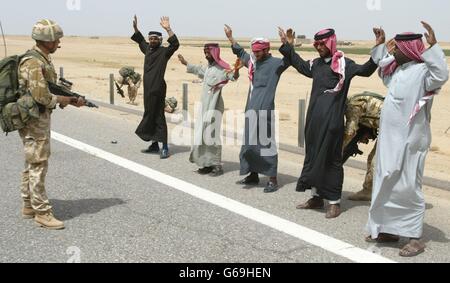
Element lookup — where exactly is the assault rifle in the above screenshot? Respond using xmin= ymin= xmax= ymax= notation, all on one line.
xmin=47 ymin=78 xmax=98 ymax=108
xmin=115 ymin=81 xmax=125 ymax=98
xmin=342 ymin=125 xmax=377 ymax=163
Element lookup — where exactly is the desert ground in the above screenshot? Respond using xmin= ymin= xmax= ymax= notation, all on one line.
xmin=3 ymin=35 xmax=450 ymax=182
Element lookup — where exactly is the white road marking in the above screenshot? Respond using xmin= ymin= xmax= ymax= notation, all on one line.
xmin=51 ymin=131 xmax=396 ymax=263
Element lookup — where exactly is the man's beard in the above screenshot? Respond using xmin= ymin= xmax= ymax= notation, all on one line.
xmin=318 ymin=51 xmax=330 ymax=58
xmin=150 ymin=42 xmax=161 ymax=49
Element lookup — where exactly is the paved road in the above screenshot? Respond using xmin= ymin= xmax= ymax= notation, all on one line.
xmin=0 ymin=107 xmax=449 ymax=263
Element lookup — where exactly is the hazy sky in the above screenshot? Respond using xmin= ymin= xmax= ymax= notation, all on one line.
xmin=2 ymin=0 xmax=450 ymax=41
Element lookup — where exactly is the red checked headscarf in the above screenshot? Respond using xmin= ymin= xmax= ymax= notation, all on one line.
xmin=380 ymin=33 xmax=437 ymax=124
xmin=251 ymin=40 xmax=270 ymax=53
xmin=381 ymin=33 xmax=426 ymax=76
xmin=204 ymin=43 xmax=232 ymax=93
xmin=204 ymin=43 xmax=231 ymax=70
xmin=248 ymin=38 xmax=270 ymax=84
xmin=314 ymin=29 xmax=346 ymax=93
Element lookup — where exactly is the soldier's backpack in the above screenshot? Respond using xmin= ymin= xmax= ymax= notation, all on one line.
xmin=351 ymin=91 xmax=385 ymax=101
xmin=120 ymin=66 xmax=141 ymax=84
xmin=0 ymin=52 xmax=40 ymax=134
xmin=129 ymin=72 xmax=141 ymax=84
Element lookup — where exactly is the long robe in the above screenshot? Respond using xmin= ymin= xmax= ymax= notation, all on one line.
xmin=367 ymin=44 xmax=449 ymax=238
xmin=279 ymin=43 xmax=378 ymax=201
xmin=186 ymin=62 xmax=236 ymax=167
xmin=232 ymin=43 xmax=289 ymax=177
xmin=131 ymin=31 xmax=179 ymax=143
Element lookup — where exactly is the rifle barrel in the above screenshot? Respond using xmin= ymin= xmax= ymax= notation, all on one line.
xmin=48 ymin=82 xmax=98 ymax=108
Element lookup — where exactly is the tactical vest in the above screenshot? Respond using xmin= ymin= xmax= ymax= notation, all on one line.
xmin=22 ymin=49 xmax=57 ymax=84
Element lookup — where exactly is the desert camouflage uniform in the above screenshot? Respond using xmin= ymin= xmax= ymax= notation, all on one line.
xmin=116 ymin=75 xmax=141 ymax=105
xmin=18 ymin=46 xmax=58 ymax=214
xmin=164 ymin=96 xmax=177 ymax=113
xmin=344 ymin=93 xmax=383 ymax=192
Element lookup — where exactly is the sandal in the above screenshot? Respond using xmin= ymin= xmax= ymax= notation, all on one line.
xmin=399 ymin=242 xmax=425 ymax=257
xmin=365 ymin=233 xmax=400 ymax=243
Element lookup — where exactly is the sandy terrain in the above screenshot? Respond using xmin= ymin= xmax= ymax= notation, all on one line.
xmin=3 ymin=35 xmax=450 ymax=182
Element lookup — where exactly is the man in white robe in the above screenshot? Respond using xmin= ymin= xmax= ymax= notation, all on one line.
xmin=367 ymin=22 xmax=449 ymax=257
xmin=178 ymin=44 xmax=240 ymax=176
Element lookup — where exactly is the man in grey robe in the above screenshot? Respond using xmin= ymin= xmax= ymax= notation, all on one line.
xmin=178 ymin=44 xmax=240 ymax=176
xmin=367 ymin=22 xmax=449 ymax=257
xmin=224 ymin=25 xmax=290 ymax=193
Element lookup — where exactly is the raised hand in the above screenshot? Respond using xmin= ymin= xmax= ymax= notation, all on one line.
xmin=386 ymin=38 xmax=396 ymax=55
xmin=278 ymin=27 xmax=287 ymax=44
xmin=160 ymin=16 xmax=171 ymax=30
xmin=373 ymin=27 xmax=385 ymax=46
xmin=286 ymin=28 xmax=296 ymax=46
xmin=421 ymin=21 xmax=437 ymax=47
xmin=178 ymin=54 xmax=188 ymax=65
xmin=224 ymin=24 xmax=234 ymax=42
xmin=133 ymin=15 xmax=138 ymax=32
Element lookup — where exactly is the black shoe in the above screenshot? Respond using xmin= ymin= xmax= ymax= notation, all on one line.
xmin=264 ymin=181 xmax=279 ymax=193
xmin=197 ymin=167 xmax=213 ymax=175
xmin=160 ymin=149 xmax=170 ymax=159
xmin=141 ymin=144 xmax=160 ymax=154
xmin=236 ymin=174 xmax=259 ymax=185
xmin=209 ymin=166 xmax=224 ymax=177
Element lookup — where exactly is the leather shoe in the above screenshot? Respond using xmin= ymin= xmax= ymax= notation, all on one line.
xmin=209 ymin=166 xmax=224 ymax=177
xmin=365 ymin=233 xmax=400 ymax=243
xmin=236 ymin=174 xmax=259 ymax=185
xmin=325 ymin=204 xmax=341 ymax=219
xmin=296 ymin=197 xmax=324 ymax=209
xmin=263 ymin=181 xmax=278 ymax=193
xmin=160 ymin=149 xmax=170 ymax=159
xmin=197 ymin=167 xmax=213 ymax=175
xmin=141 ymin=144 xmax=160 ymax=154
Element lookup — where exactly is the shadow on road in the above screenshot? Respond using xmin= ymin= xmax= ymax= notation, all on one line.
xmin=50 ymin=198 xmax=127 ymax=221
xmin=423 ymin=223 xmax=450 ymax=244
xmin=221 ymin=160 xmax=299 ymax=190
xmin=167 ymin=144 xmax=192 ymax=156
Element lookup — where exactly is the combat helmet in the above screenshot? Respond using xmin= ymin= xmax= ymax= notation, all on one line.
xmin=31 ymin=19 xmax=64 ymax=42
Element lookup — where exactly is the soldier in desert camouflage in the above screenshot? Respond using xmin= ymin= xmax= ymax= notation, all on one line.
xmin=344 ymin=92 xmax=384 ymax=201
xmin=116 ymin=67 xmax=141 ymax=105
xmin=18 ymin=19 xmax=85 ymax=230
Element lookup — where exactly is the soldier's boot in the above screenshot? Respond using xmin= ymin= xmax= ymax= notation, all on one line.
xmin=348 ymin=188 xmax=372 ymax=201
xmin=22 ymin=203 xmax=35 ymax=219
xmin=35 ymin=212 xmax=65 ymax=230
